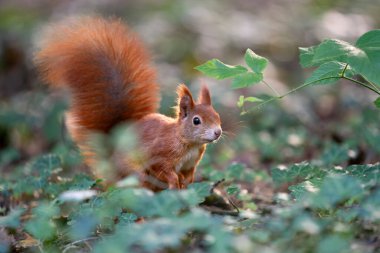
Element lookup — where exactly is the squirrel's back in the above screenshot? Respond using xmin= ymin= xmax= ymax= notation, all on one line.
xmin=35 ymin=16 xmax=160 ymax=135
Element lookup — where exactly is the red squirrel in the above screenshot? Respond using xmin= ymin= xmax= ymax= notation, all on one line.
xmin=34 ymin=16 xmax=222 ymax=191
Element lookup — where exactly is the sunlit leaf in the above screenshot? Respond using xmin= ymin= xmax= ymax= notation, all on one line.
xmin=244 ymin=49 xmax=268 ymax=73
xmin=195 ymin=59 xmax=248 ymax=79
xmin=300 ymin=30 xmax=380 ymax=85
xmin=237 ymin=96 xmax=263 ymax=107
xmin=231 ymin=72 xmax=263 ymax=89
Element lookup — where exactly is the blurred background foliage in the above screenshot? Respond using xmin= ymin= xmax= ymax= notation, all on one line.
xmin=0 ymin=0 xmax=380 ymax=252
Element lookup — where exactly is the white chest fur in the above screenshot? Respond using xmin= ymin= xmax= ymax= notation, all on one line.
xmin=175 ymin=147 xmax=200 ymax=173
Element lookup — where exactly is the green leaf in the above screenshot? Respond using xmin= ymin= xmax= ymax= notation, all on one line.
xmin=352 ymin=30 xmax=380 ymax=85
xmin=300 ymin=30 xmax=380 ymax=85
xmin=305 ymin=61 xmax=354 ymax=85
xmin=0 ymin=208 xmax=25 ymax=228
xmin=317 ymin=235 xmax=350 ymax=253
xmin=30 ymin=154 xmax=61 ymax=176
xmin=299 ymin=46 xmax=317 ymax=67
xmin=374 ymin=97 xmax=380 ymax=108
xmin=188 ymin=182 xmax=212 ymax=201
xmin=195 ymin=59 xmax=248 ymax=80
xmin=25 ymin=203 xmax=60 ymax=241
xmin=237 ymin=96 xmax=263 ymax=108
xmin=244 ymin=49 xmax=268 ymax=73
xmin=314 ymin=40 xmax=353 ymax=66
xmin=271 ymin=162 xmax=322 ymax=187
xmin=226 ymin=184 xmax=240 ymax=195
xmin=226 ymin=162 xmax=245 ymax=180
xmin=346 ymin=164 xmax=380 ymax=187
xmin=311 ymin=174 xmax=364 ymax=209
xmin=231 ymin=72 xmax=263 ymax=89
xmin=320 ymin=143 xmax=350 ymax=165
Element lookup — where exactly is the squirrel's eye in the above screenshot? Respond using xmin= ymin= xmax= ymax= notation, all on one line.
xmin=193 ymin=117 xmax=201 ymax=125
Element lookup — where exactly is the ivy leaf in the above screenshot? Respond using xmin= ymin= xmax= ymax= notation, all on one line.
xmin=195 ymin=59 xmax=248 ymax=79
xmin=374 ymin=97 xmax=380 ymax=108
xmin=231 ymin=72 xmax=263 ymax=89
xmin=305 ymin=61 xmax=354 ymax=85
xmin=237 ymin=96 xmax=263 ymax=108
xmin=244 ymin=49 xmax=268 ymax=73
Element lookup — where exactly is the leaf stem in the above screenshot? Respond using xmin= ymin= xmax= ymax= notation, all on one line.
xmin=262 ymin=80 xmax=280 ymax=96
xmin=342 ymin=77 xmax=380 ymax=96
xmin=241 ymin=64 xmax=380 ymax=114
xmin=242 ymin=73 xmax=380 ymax=114
xmin=340 ymin=63 xmax=349 ymax=77
xmin=366 ymin=80 xmax=380 ymax=94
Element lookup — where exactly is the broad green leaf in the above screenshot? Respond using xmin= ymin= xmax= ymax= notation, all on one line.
xmin=346 ymin=164 xmax=380 ymax=187
xmin=68 ymin=215 xmax=98 ymax=240
xmin=351 ymin=30 xmax=380 ymax=86
xmin=289 ymin=178 xmax=323 ymax=201
xmin=244 ymin=49 xmax=268 ymax=73
xmin=305 ymin=61 xmax=354 ymax=85
xmin=188 ymin=182 xmax=212 ymax=201
xmin=313 ymin=39 xmax=354 ymax=66
xmin=237 ymin=96 xmax=263 ymax=107
xmin=231 ymin=72 xmax=263 ymax=89
xmin=300 ymin=30 xmax=380 ymax=85
xmin=271 ymin=162 xmax=322 ymax=187
xmin=25 ymin=203 xmax=60 ymax=241
xmin=374 ymin=97 xmax=380 ymax=108
xmin=311 ymin=174 xmax=364 ymax=209
xmin=299 ymin=46 xmax=317 ymax=67
xmin=320 ymin=143 xmax=350 ymax=165
xmin=195 ymin=59 xmax=247 ymax=80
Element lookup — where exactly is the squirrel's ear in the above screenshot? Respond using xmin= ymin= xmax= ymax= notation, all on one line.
xmin=198 ymin=85 xmax=211 ymax=105
xmin=177 ymin=84 xmax=194 ymax=119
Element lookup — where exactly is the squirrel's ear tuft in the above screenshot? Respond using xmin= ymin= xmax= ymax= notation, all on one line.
xmin=177 ymin=84 xmax=194 ymax=119
xmin=198 ymin=85 xmax=211 ymax=105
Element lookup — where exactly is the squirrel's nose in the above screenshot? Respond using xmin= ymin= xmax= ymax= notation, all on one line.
xmin=214 ymin=128 xmax=222 ymax=138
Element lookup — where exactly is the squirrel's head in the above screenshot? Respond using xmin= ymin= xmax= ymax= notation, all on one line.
xmin=176 ymin=84 xmax=222 ymax=144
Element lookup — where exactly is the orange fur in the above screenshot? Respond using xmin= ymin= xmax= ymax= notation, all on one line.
xmin=35 ymin=16 xmax=222 ymax=191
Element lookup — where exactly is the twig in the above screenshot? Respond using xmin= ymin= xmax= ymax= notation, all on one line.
xmin=209 ymin=178 xmax=240 ymax=214
xmin=201 ymin=206 xmax=240 ymax=217
xmin=226 ymin=195 xmax=240 ymax=214
xmin=210 ymin=178 xmax=225 ymax=193
xmin=62 ymin=237 xmax=98 ymax=253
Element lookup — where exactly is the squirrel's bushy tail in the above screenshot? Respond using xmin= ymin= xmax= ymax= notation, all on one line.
xmin=35 ymin=16 xmax=159 ymax=138
xmin=35 ymin=16 xmax=159 ymax=174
